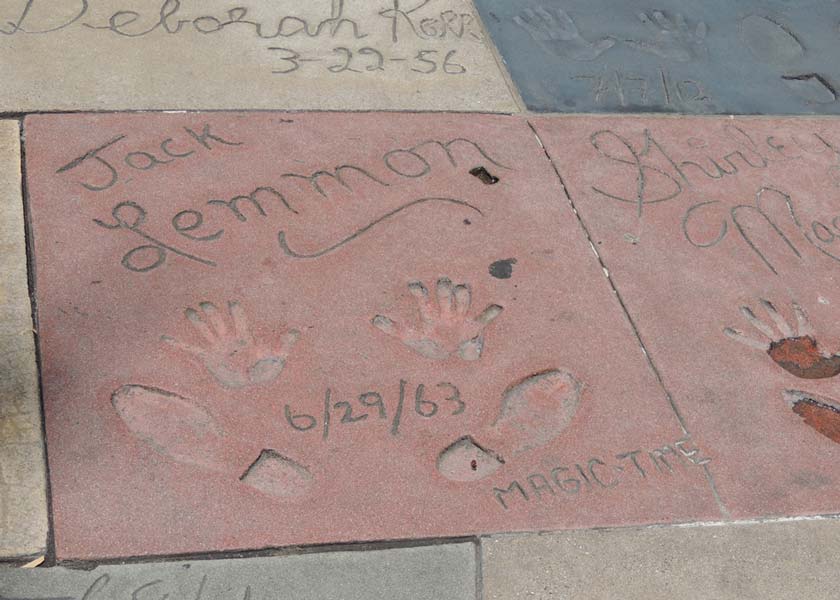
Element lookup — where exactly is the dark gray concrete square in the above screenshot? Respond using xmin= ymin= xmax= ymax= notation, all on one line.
xmin=474 ymin=0 xmax=840 ymax=114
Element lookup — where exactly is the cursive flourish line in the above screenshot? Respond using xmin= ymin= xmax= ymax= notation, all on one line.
xmin=277 ymin=196 xmax=482 ymax=259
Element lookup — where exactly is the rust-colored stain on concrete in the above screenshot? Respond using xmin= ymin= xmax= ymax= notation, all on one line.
xmin=768 ymin=337 xmax=840 ymax=380
xmin=787 ymin=391 xmax=840 ymax=445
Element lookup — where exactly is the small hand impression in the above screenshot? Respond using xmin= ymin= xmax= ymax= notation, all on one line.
xmin=373 ymin=277 xmax=503 ymax=361
xmin=163 ymin=300 xmax=300 ymax=389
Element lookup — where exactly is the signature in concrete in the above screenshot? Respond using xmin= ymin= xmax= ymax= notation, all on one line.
xmin=1 ymin=0 xmax=366 ymax=40
xmin=79 ymin=135 xmax=508 ymax=272
xmin=0 ymin=573 xmax=253 ymax=600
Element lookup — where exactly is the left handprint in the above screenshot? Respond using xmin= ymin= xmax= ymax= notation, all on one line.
xmin=162 ymin=301 xmax=300 ymax=389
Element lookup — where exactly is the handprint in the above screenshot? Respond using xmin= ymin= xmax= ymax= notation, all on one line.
xmin=514 ymin=6 xmax=616 ymax=62
xmin=163 ymin=301 xmax=300 ymax=389
xmin=372 ymin=277 xmax=503 ymax=361
xmin=724 ymin=299 xmax=840 ymax=379
xmin=625 ymin=11 xmax=708 ymax=62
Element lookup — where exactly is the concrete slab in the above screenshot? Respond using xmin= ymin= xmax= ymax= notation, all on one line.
xmin=482 ymin=519 xmax=840 ymax=600
xmin=532 ymin=115 xmax=840 ymax=519
xmin=0 ymin=543 xmax=476 ymax=600
xmin=474 ymin=0 xmax=840 ymax=114
xmin=0 ymin=1 xmax=517 ymax=112
xmin=24 ymin=112 xmax=720 ymax=560
xmin=0 ymin=120 xmax=48 ymax=560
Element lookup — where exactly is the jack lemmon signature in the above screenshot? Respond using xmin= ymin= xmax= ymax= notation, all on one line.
xmin=64 ymin=134 xmax=508 ymax=272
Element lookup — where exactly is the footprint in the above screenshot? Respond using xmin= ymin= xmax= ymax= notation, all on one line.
xmin=239 ymin=449 xmax=314 ymax=499
xmin=494 ymin=370 xmax=583 ymax=453
xmin=740 ymin=15 xmax=804 ymax=65
xmin=437 ymin=370 xmax=582 ymax=482
xmin=785 ymin=390 xmax=840 ymax=444
xmin=112 ymin=384 xmax=229 ymax=471
xmin=113 ymin=385 xmax=316 ymax=500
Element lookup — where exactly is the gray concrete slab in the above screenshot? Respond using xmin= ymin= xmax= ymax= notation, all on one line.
xmin=482 ymin=519 xmax=840 ymax=600
xmin=0 ymin=120 xmax=47 ymax=560
xmin=0 ymin=0 xmax=517 ymax=112
xmin=474 ymin=0 xmax=840 ymax=114
xmin=0 ymin=543 xmax=476 ymax=600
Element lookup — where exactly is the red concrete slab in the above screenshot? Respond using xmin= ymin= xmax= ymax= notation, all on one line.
xmin=25 ymin=112 xmax=721 ymax=560
xmin=533 ymin=115 xmax=840 ymax=520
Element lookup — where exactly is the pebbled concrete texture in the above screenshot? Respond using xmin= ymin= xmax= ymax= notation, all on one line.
xmin=0 ymin=120 xmax=48 ymax=560
xmin=482 ymin=519 xmax=840 ymax=600
xmin=24 ymin=111 xmax=719 ymax=560
xmin=0 ymin=543 xmax=477 ymax=600
xmin=531 ymin=114 xmax=840 ymax=520
xmin=0 ymin=0 xmax=517 ymax=112
xmin=474 ymin=0 xmax=840 ymax=114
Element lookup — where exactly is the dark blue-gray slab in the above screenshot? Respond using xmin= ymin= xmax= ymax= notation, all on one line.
xmin=474 ymin=0 xmax=840 ymax=114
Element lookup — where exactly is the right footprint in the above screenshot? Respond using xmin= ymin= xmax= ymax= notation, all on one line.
xmin=437 ymin=370 xmax=582 ymax=482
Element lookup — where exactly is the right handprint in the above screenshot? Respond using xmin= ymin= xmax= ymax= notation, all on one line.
xmin=372 ymin=277 xmax=503 ymax=361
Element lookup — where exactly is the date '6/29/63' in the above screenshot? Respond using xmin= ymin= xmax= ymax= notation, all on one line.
xmin=282 ymin=380 xmax=465 ymax=441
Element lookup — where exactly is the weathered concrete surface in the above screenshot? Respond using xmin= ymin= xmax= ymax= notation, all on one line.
xmin=532 ymin=115 xmax=840 ymax=519
xmin=24 ymin=112 xmax=719 ymax=560
xmin=0 ymin=120 xmax=48 ymax=560
xmin=482 ymin=519 xmax=840 ymax=600
xmin=0 ymin=0 xmax=517 ymax=112
xmin=474 ymin=0 xmax=840 ymax=114
xmin=0 ymin=543 xmax=476 ymax=600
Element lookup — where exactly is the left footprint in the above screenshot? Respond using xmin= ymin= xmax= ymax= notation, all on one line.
xmin=112 ymin=384 xmax=229 ymax=471
xmin=113 ymin=384 xmax=315 ymax=500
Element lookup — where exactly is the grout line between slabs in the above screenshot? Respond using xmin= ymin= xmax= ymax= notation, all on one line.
xmin=524 ymin=118 xmax=731 ymax=520
xmin=467 ymin=0 xmax=526 ymax=114
xmin=474 ymin=537 xmax=484 ymax=600
xmin=16 ymin=117 xmax=59 ymax=567
xmin=52 ymin=535 xmax=478 ymax=570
